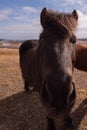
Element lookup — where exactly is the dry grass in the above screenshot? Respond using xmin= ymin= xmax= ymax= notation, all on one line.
xmin=0 ymin=48 xmax=18 ymax=55
xmin=0 ymin=48 xmax=23 ymax=99
xmin=0 ymin=48 xmax=87 ymax=130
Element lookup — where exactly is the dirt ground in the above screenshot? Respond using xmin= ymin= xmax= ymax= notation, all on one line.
xmin=0 ymin=48 xmax=87 ymax=130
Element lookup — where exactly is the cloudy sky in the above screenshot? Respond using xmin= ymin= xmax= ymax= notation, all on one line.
xmin=0 ymin=0 xmax=87 ymax=40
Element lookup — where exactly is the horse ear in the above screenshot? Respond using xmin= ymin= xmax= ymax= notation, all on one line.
xmin=40 ymin=7 xmax=47 ymax=28
xmin=72 ymin=10 xmax=78 ymax=20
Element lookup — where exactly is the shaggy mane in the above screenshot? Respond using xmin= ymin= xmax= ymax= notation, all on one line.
xmin=40 ymin=8 xmax=78 ymax=38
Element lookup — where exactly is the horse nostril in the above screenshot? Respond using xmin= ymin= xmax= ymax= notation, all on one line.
xmin=68 ymin=82 xmax=76 ymax=107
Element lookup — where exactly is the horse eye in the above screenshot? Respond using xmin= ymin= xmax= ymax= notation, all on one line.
xmin=69 ymin=37 xmax=76 ymax=44
xmin=70 ymin=35 xmax=76 ymax=44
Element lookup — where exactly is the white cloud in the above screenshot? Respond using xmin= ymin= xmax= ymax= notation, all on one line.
xmin=23 ymin=6 xmax=39 ymax=14
xmin=0 ymin=4 xmax=87 ymax=40
xmin=0 ymin=9 xmax=12 ymax=21
xmin=77 ymin=10 xmax=87 ymax=28
xmin=76 ymin=10 xmax=87 ymax=38
xmin=64 ymin=0 xmax=75 ymax=5
xmin=0 ymin=9 xmax=12 ymax=14
xmin=0 ymin=14 xmax=7 ymax=20
xmin=63 ymin=0 xmax=84 ymax=5
xmin=0 ymin=6 xmax=42 ymax=40
xmin=0 ymin=18 xmax=42 ymax=40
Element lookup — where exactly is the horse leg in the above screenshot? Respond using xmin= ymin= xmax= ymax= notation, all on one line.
xmin=24 ymin=80 xmax=34 ymax=92
xmin=47 ymin=116 xmax=56 ymax=130
xmin=24 ymin=80 xmax=29 ymax=91
xmin=64 ymin=116 xmax=74 ymax=129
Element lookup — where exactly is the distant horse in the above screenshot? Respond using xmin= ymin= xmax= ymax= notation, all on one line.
xmin=75 ymin=42 xmax=87 ymax=71
xmin=19 ymin=8 xmax=78 ymax=130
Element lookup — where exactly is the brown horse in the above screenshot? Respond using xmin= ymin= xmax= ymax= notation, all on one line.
xmin=19 ymin=8 xmax=78 ymax=130
xmin=75 ymin=42 xmax=87 ymax=71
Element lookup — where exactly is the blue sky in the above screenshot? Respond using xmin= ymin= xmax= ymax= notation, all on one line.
xmin=0 ymin=0 xmax=87 ymax=40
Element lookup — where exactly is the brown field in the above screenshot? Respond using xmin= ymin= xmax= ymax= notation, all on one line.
xmin=0 ymin=48 xmax=87 ymax=130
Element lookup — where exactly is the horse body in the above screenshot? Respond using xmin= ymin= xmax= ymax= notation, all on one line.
xmin=19 ymin=8 xmax=78 ymax=130
xmin=19 ymin=40 xmax=40 ymax=91
xmin=75 ymin=42 xmax=87 ymax=71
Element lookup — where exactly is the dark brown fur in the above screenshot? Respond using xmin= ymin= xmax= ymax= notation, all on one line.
xmin=19 ymin=8 xmax=78 ymax=130
xmin=75 ymin=42 xmax=87 ymax=71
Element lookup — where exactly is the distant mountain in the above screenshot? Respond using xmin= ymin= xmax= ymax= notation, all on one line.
xmin=79 ymin=38 xmax=87 ymax=41
xmin=0 ymin=39 xmax=24 ymax=43
xmin=0 ymin=39 xmax=38 ymax=43
xmin=0 ymin=39 xmax=38 ymax=49
xmin=0 ymin=39 xmax=4 ymax=41
xmin=0 ymin=38 xmax=87 ymax=43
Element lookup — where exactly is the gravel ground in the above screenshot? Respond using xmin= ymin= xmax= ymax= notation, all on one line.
xmin=0 ymin=48 xmax=87 ymax=130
